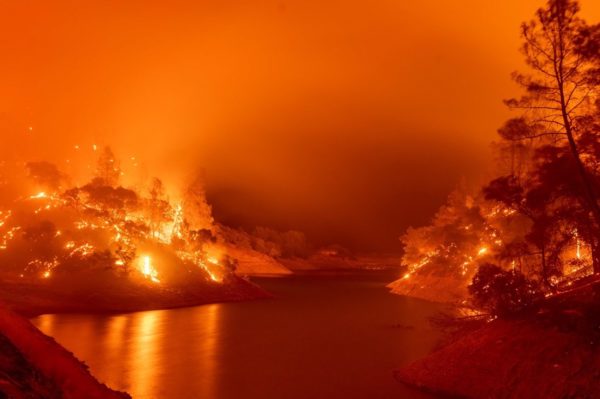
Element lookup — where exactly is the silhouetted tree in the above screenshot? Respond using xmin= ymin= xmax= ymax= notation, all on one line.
xmin=469 ymin=263 xmax=541 ymax=318
xmin=95 ymin=146 xmax=121 ymax=187
xmin=80 ymin=180 xmax=139 ymax=218
xmin=484 ymin=171 xmax=564 ymax=288
xmin=503 ymin=0 xmax=600 ymax=272
xmin=147 ymin=177 xmax=173 ymax=238
xmin=25 ymin=161 xmax=65 ymax=191
xmin=183 ymin=176 xmax=214 ymax=232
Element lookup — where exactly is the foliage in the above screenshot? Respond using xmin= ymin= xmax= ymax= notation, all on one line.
xmin=25 ymin=162 xmax=65 ymax=191
xmin=502 ymin=0 xmax=600 ymax=274
xmin=400 ymin=185 xmax=529 ymax=282
xmin=95 ymin=146 xmax=121 ymax=187
xmin=0 ymin=150 xmax=224 ymax=286
xmin=394 ymin=1 xmax=600 ymax=307
xmin=469 ymin=263 xmax=542 ymax=318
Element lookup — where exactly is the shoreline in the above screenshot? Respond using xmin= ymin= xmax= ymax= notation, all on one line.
xmin=0 ymin=276 xmax=271 ymax=318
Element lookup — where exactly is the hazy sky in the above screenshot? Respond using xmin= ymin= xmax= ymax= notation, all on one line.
xmin=1 ymin=1 xmax=599 ymax=251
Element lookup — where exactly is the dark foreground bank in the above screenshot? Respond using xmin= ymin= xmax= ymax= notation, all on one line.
xmin=397 ymin=285 xmax=600 ymax=399
xmin=0 ymin=302 xmax=129 ymax=398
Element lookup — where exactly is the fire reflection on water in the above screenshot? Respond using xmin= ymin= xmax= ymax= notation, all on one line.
xmin=33 ymin=304 xmax=222 ymax=399
xmin=128 ymin=311 xmax=162 ymax=398
xmin=30 ymin=273 xmax=444 ymax=399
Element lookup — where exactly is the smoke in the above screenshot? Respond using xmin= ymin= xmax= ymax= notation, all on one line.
xmin=2 ymin=0 xmax=599 ymax=252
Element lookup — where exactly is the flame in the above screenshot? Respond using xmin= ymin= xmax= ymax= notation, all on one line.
xmin=0 ymin=156 xmax=229 ymax=286
xmin=139 ymin=255 xmax=160 ymax=283
xmin=207 ymin=257 xmax=219 ymax=265
xmin=29 ymin=192 xmax=47 ymax=199
xmin=574 ymin=229 xmax=582 ymax=260
xmin=69 ymin=243 xmax=95 ymax=257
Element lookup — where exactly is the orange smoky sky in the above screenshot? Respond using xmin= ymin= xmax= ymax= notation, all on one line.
xmin=1 ymin=0 xmax=599 ymax=252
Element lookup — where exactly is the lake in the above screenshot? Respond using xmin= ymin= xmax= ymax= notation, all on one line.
xmin=32 ymin=270 xmax=443 ymax=399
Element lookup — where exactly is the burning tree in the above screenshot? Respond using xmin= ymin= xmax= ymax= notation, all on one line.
xmin=0 ymin=147 xmax=241 ymax=312
xmin=391 ymin=0 xmax=600 ymax=313
xmin=389 ymin=186 xmax=526 ymax=304
xmin=95 ymin=146 xmax=121 ymax=187
xmin=501 ymin=0 xmax=600 ymax=273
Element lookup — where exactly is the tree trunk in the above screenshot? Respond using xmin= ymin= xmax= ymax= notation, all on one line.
xmin=541 ymin=245 xmax=550 ymax=287
xmin=592 ymin=237 xmax=600 ymax=274
xmin=558 ymin=75 xmax=600 ymax=210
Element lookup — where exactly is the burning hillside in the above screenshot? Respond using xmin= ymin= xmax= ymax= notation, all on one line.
xmin=0 ymin=146 xmax=268 ymax=314
xmin=389 ymin=185 xmax=592 ymax=306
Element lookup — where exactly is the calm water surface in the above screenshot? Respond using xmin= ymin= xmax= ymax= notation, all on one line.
xmin=32 ymin=271 xmax=442 ymax=399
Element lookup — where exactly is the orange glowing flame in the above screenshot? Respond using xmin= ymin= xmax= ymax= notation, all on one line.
xmin=29 ymin=192 xmax=47 ymax=199
xmin=574 ymin=229 xmax=582 ymax=260
xmin=207 ymin=257 xmax=219 ymax=265
xmin=139 ymin=255 xmax=160 ymax=283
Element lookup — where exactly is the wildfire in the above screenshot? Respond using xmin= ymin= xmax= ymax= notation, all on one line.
xmin=0 ymin=150 xmax=228 ymax=287
xmin=175 ymin=250 xmax=222 ymax=283
xmin=400 ymin=201 xmax=594 ymax=291
xmin=69 ymin=243 xmax=95 ymax=257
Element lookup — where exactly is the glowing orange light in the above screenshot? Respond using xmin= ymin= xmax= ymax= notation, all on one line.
xmin=207 ymin=257 xmax=219 ymax=265
xmin=29 ymin=192 xmax=47 ymax=199
xmin=139 ymin=255 xmax=160 ymax=283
